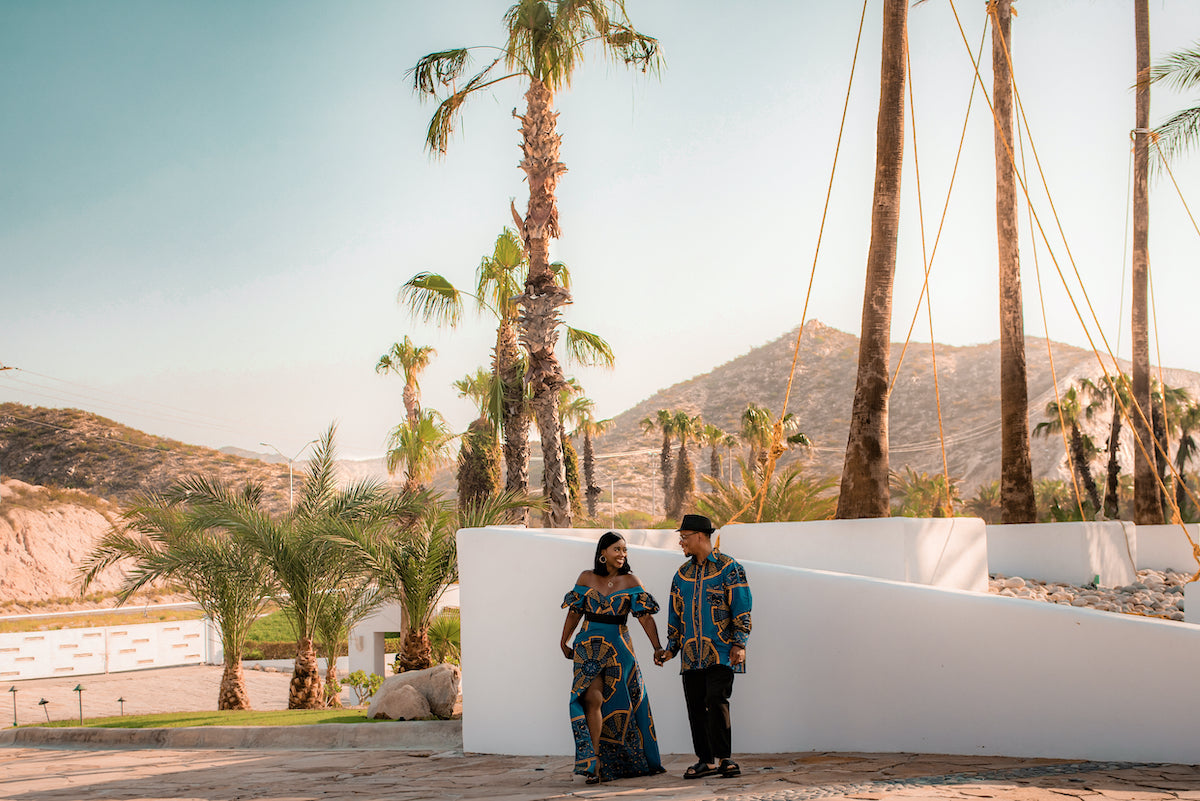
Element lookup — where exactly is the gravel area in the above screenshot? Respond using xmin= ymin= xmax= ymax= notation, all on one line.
xmin=988 ymin=568 xmax=1192 ymax=620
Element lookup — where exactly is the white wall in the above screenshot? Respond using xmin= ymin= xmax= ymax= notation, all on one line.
xmin=0 ymin=620 xmax=208 ymax=681
xmin=460 ymin=525 xmax=1200 ymax=764
xmin=348 ymin=586 xmax=461 ymax=677
xmin=986 ymin=522 xmax=1137 ymax=587
xmin=1136 ymin=524 xmax=1200 ymax=573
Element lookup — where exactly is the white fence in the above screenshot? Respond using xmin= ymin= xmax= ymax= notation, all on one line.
xmin=0 ymin=619 xmax=209 ymax=681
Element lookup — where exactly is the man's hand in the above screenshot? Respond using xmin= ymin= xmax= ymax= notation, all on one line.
xmin=652 ymin=648 xmax=670 ymax=666
xmin=730 ymin=645 xmax=746 ymax=666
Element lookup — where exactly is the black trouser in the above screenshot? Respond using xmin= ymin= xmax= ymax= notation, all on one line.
xmin=681 ymin=665 xmax=735 ymax=763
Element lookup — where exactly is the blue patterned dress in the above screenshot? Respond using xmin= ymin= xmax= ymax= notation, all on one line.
xmin=562 ymin=584 xmax=665 ymax=780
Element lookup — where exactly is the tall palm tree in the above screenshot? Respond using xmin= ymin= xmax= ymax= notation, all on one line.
xmin=1154 ymin=380 xmax=1192 ymax=519
xmin=409 ymin=1 xmax=660 ymax=528
xmin=699 ymin=424 xmax=727 ymax=479
xmin=335 ymin=490 xmax=534 ymax=672
xmin=574 ymin=410 xmax=614 ymax=519
xmin=740 ymin=403 xmax=810 ymax=475
xmin=668 ymin=411 xmax=702 ymax=520
xmin=1172 ymin=400 xmax=1200 ymax=521
xmin=1033 ymin=384 xmax=1103 ymax=515
xmin=385 ymin=409 xmax=455 ymax=494
xmin=402 ymin=230 xmax=612 ymax=511
xmin=640 ymin=409 xmax=675 ymax=516
xmin=1095 ymin=372 xmax=1133 ymax=519
xmin=837 ymin=0 xmax=908 ymax=519
xmin=1149 ymin=44 xmax=1200 ymax=164
xmin=376 ymin=336 xmax=436 ymax=428
xmin=1131 ymin=0 xmax=1162 ymax=525
xmin=79 ymin=481 xmax=275 ymax=711
xmin=990 ymin=0 xmax=1037 ymax=524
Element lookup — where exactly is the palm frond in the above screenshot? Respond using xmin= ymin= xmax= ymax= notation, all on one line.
xmin=1152 ymin=106 xmax=1200 ymax=167
xmin=1149 ymin=46 xmax=1200 ymax=93
xmin=408 ymin=48 xmax=472 ymax=96
xmin=564 ymin=326 xmax=615 ymax=368
xmin=400 ymin=272 xmax=465 ymax=327
xmin=602 ymin=24 xmax=661 ymax=74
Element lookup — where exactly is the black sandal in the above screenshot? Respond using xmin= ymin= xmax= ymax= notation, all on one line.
xmin=684 ymin=761 xmax=717 ymax=779
xmin=585 ymin=770 xmax=601 ymax=785
xmin=717 ymin=759 xmax=741 ymax=778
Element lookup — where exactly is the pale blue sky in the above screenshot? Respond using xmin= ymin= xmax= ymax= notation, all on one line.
xmin=3 ymin=1 xmax=1200 ymax=459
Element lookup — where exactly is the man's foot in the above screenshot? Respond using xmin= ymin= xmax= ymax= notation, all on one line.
xmin=717 ymin=759 xmax=741 ymax=777
xmin=683 ymin=761 xmax=718 ymax=779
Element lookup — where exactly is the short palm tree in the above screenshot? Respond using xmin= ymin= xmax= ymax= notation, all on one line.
xmin=964 ymin=480 xmax=1003 ymax=525
xmin=386 ymin=408 xmax=455 ymax=493
xmin=889 ymin=467 xmax=961 ymax=518
xmin=409 ymin=1 xmax=659 ymax=527
xmin=335 ymin=490 xmax=534 ymax=672
xmin=79 ymin=481 xmax=276 ymax=711
xmin=454 ymin=367 xmax=504 ymax=508
xmin=376 ymin=336 xmax=436 ymax=428
xmin=698 ymin=462 xmax=837 ymax=525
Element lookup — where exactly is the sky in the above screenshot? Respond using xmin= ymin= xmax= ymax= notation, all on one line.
xmin=2 ymin=0 xmax=1200 ymax=461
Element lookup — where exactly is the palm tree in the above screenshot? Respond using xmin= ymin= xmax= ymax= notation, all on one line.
xmin=668 ymin=411 xmax=702 ymax=519
xmin=698 ymin=462 xmax=837 ymax=525
xmin=990 ymin=0 xmax=1036 ymax=524
xmin=837 ymin=0 xmax=907 ymax=519
xmin=312 ymin=562 xmax=383 ymax=708
xmin=401 ymin=230 xmax=612 ymax=511
xmin=1154 ymin=380 xmax=1193 ymax=519
xmin=1149 ymin=44 xmax=1200 ymax=164
xmin=376 ymin=336 xmax=436 ymax=428
xmin=409 ymin=1 xmax=659 ymax=528
xmin=1171 ymin=400 xmax=1200 ymax=521
xmin=79 ymin=481 xmax=275 ymax=711
xmin=1131 ymin=0 xmax=1162 ymax=525
xmin=1095 ymin=372 xmax=1133 ymax=519
xmin=454 ymin=368 xmax=503 ymax=508
xmin=740 ymin=403 xmax=811 ymax=475
xmin=574 ymin=411 xmax=614 ymax=519
xmin=335 ymin=490 xmax=534 ymax=672
xmin=890 ymin=467 xmax=961 ymax=518
xmin=385 ymin=409 xmax=455 ymax=494
xmin=640 ymin=409 xmax=675 ymax=516
xmin=699 ymin=424 xmax=727 ymax=479
xmin=1033 ymin=384 xmax=1103 ymax=515
xmin=965 ymin=480 xmax=1003 ymax=524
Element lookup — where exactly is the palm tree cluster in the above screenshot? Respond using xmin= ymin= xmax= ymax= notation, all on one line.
xmin=81 ymin=425 xmax=533 ymax=712
xmin=640 ymin=403 xmax=814 ymax=523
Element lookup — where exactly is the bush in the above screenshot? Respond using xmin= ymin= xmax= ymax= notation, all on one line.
xmin=345 ymin=670 xmax=384 ymax=705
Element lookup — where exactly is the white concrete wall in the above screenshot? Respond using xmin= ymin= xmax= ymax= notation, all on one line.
xmin=347 ymin=586 xmax=460 ymax=677
xmin=986 ymin=522 xmax=1137 ymax=587
xmin=460 ymin=525 xmax=1200 ymax=764
xmin=0 ymin=620 xmax=208 ymax=681
xmin=1136 ymin=524 xmax=1200 ymax=573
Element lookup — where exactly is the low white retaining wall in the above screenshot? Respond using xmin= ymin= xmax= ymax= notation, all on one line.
xmin=1136 ymin=524 xmax=1200 ymax=573
xmin=460 ymin=525 xmax=1200 ymax=763
xmin=348 ymin=586 xmax=461 ymax=677
xmin=986 ymin=522 xmax=1136 ymax=587
xmin=0 ymin=619 xmax=209 ymax=681
xmin=540 ymin=517 xmax=987 ymax=592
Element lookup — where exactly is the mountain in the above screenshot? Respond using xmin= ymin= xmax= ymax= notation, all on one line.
xmin=582 ymin=320 xmax=1200 ymax=513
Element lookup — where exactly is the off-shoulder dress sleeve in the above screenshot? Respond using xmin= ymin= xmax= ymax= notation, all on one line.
xmin=562 ymin=585 xmax=588 ymax=612
xmin=631 ymin=589 xmax=660 ymax=617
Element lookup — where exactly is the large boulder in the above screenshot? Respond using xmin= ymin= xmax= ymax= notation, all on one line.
xmin=367 ymin=663 xmax=461 ymax=720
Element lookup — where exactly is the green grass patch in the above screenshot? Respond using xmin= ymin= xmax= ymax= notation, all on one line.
xmin=246 ymin=609 xmax=297 ymax=641
xmin=31 ymin=708 xmax=386 ymax=729
xmin=0 ymin=607 xmax=206 ymax=634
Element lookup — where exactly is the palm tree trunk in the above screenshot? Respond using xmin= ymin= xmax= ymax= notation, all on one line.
xmin=669 ymin=437 xmax=695 ymax=519
xmin=1069 ymin=426 xmax=1102 ymax=512
xmin=992 ymin=0 xmax=1037 ymax=524
xmin=1104 ymin=408 xmax=1123 ymax=519
xmin=710 ymin=445 xmax=720 ymax=479
xmin=218 ymin=655 xmax=252 ymax=711
xmin=1153 ymin=401 xmax=1171 ymax=516
xmin=1132 ymin=0 xmax=1163 ymax=524
xmin=515 ymin=77 xmax=571 ymax=528
xmin=497 ymin=320 xmax=530 ymax=524
xmin=659 ymin=433 xmax=673 ymax=515
xmin=398 ymin=626 xmax=433 ymax=673
xmin=289 ymin=637 xmax=325 ymax=709
xmin=583 ymin=431 xmax=601 ymax=518
xmin=403 ymin=380 xmax=420 ymax=428
xmin=837 ymin=0 xmax=907 ymax=519
xmin=324 ymin=653 xmax=343 ymax=709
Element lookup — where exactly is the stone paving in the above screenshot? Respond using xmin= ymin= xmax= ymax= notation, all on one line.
xmin=3 ymin=665 xmax=1200 ymax=800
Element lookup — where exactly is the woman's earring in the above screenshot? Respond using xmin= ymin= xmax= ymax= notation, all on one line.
xmin=599 ymin=555 xmax=606 ymax=564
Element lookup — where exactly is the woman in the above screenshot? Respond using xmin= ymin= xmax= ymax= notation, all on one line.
xmin=561 ymin=532 xmax=666 ymax=784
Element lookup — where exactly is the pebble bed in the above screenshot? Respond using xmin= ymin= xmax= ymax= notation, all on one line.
xmin=988 ymin=568 xmax=1192 ymax=621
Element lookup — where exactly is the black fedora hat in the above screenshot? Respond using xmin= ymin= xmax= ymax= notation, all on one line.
xmin=676 ymin=513 xmax=716 ymax=534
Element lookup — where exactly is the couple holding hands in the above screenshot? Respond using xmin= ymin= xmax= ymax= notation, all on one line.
xmin=559 ymin=514 xmax=753 ymax=785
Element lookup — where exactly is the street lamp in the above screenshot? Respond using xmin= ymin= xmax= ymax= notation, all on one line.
xmin=73 ymin=685 xmax=84 ymax=724
xmin=38 ymin=698 xmax=49 ymax=723
xmin=8 ymin=686 xmax=15 ymax=727
xmin=260 ymin=439 xmax=318 ymax=508
xmin=117 ymin=697 xmax=125 ymax=716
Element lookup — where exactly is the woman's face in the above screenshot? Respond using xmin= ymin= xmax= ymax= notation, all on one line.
xmin=602 ymin=538 xmax=628 ymax=571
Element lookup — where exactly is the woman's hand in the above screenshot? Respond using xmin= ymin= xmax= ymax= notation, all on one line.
xmin=560 ymin=642 xmax=573 ymax=659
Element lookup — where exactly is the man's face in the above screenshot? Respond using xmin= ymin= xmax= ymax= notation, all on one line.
xmin=678 ymin=529 xmax=702 ymax=557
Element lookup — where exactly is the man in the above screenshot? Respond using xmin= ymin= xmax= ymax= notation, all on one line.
xmin=653 ymin=513 xmax=752 ymax=779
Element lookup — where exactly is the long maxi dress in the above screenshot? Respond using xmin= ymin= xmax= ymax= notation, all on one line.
xmin=562 ymin=584 xmax=665 ymax=780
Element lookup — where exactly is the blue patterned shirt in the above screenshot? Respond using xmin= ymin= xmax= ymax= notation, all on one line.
xmin=665 ymin=550 xmax=752 ymax=673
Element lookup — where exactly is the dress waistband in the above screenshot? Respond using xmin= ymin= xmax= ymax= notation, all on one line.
xmin=584 ymin=612 xmax=628 ymax=625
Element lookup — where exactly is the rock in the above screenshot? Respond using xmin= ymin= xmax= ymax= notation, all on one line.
xmin=1003 ymin=577 xmax=1026 ymax=589
xmin=370 ymin=684 xmax=430 ymax=721
xmin=366 ymin=663 xmax=461 ymax=720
